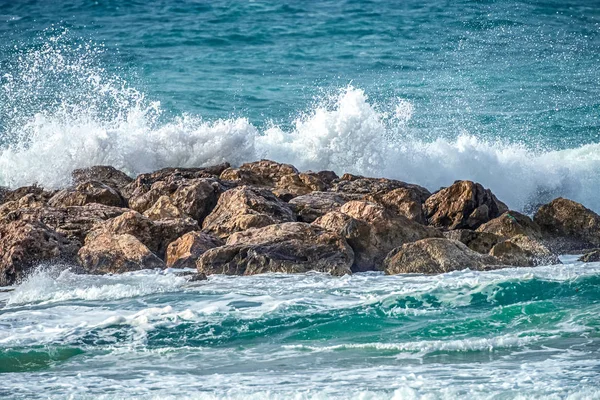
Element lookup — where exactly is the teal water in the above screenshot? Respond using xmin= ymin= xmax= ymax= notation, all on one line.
xmin=1 ymin=1 xmax=600 ymax=398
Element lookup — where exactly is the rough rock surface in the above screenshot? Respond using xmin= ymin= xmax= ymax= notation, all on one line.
xmin=48 ymin=180 xmax=125 ymax=208
xmin=197 ymin=222 xmax=353 ymax=276
xmin=78 ymin=231 xmax=164 ymax=274
xmin=489 ymin=235 xmax=560 ymax=267
xmin=384 ymin=238 xmax=500 ymax=275
xmin=443 ymin=229 xmax=502 ymax=254
xmin=220 ymin=159 xmax=299 ymax=187
xmin=477 ymin=211 xmax=542 ymax=240
xmin=0 ymin=219 xmax=79 ymax=285
xmin=289 ymin=191 xmax=355 ymax=223
xmin=143 ymin=195 xmax=185 ymax=220
xmin=202 ymin=186 xmax=295 ymax=239
xmin=331 ymin=174 xmax=431 ymax=201
xmin=424 ymin=180 xmax=508 ymax=230
xmin=578 ymin=250 xmax=600 ymax=263
xmin=314 ymin=201 xmax=441 ymax=272
xmin=166 ymin=231 xmax=224 ymax=269
xmin=534 ymin=198 xmax=600 ymax=252
xmin=71 ymin=166 xmax=133 ymax=191
xmin=365 ymin=187 xmax=428 ymax=223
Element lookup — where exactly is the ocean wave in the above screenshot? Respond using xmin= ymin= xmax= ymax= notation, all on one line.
xmin=2 ymin=32 xmax=600 ymax=212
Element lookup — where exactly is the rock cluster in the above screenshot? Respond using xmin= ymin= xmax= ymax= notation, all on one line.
xmin=2 ymin=159 xmax=597 ymax=285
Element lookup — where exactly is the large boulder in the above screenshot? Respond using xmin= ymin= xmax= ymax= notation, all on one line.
xmin=289 ymin=191 xmax=357 ymax=223
xmin=48 ymin=181 xmax=125 ymax=208
xmin=489 ymin=235 xmax=560 ymax=267
xmin=331 ymin=174 xmax=431 ymax=201
xmin=477 ymin=211 xmax=542 ymax=240
xmin=424 ymin=180 xmax=508 ymax=230
xmin=78 ymin=231 xmax=164 ymax=274
xmin=364 ymin=187 xmax=428 ymax=223
xmin=0 ymin=219 xmax=79 ymax=285
xmin=0 ymin=186 xmax=55 ymax=215
xmin=202 ymin=186 xmax=295 ymax=239
xmin=197 ymin=222 xmax=353 ymax=276
xmin=313 ymin=201 xmax=441 ymax=272
xmin=166 ymin=231 xmax=224 ymax=269
xmin=71 ymin=166 xmax=133 ymax=191
xmin=220 ymin=159 xmax=299 ymax=187
xmin=143 ymin=195 xmax=185 ymax=220
xmin=384 ymin=238 xmax=500 ymax=275
xmin=443 ymin=229 xmax=503 ymax=254
xmin=533 ymin=198 xmax=600 ymax=252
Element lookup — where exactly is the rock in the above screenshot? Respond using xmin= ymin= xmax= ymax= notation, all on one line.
xmin=77 ymin=231 xmax=165 ymax=274
xmin=175 ymin=271 xmax=208 ymax=281
xmin=365 ymin=187 xmax=428 ymax=223
xmin=2 ymin=204 xmax=127 ymax=243
xmin=143 ymin=195 xmax=185 ymax=220
xmin=534 ymin=198 xmax=600 ymax=252
xmin=384 ymin=238 xmax=500 ymax=275
xmin=1 ymin=185 xmax=54 ymax=205
xmin=197 ymin=222 xmax=353 ymax=276
xmin=314 ymin=201 xmax=441 ymax=272
xmin=48 ymin=181 xmax=125 ymax=208
xmin=424 ymin=180 xmax=508 ymax=230
xmin=331 ymin=174 xmax=431 ymax=201
xmin=443 ymin=229 xmax=503 ymax=254
xmin=166 ymin=231 xmax=224 ymax=269
xmin=71 ymin=166 xmax=133 ymax=191
xmin=0 ymin=192 xmax=51 ymax=218
xmin=477 ymin=211 xmax=542 ymax=240
xmin=305 ymin=170 xmax=339 ymax=186
xmin=289 ymin=191 xmax=355 ymax=223
xmin=220 ymin=160 xmax=299 ymax=187
xmin=0 ymin=219 xmax=79 ymax=285
xmin=489 ymin=235 xmax=560 ymax=267
xmin=578 ymin=250 xmax=600 ymax=263
xmin=202 ymin=186 xmax=295 ymax=239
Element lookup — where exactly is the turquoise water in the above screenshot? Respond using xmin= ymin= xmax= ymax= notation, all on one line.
xmin=1 ymin=1 xmax=600 ymax=398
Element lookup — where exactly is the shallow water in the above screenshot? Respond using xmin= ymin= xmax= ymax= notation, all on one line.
xmin=1 ymin=258 xmax=599 ymax=399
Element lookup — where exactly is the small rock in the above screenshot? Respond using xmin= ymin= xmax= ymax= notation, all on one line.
xmin=166 ymin=231 xmax=224 ymax=269
xmin=578 ymin=250 xmax=600 ymax=263
xmin=489 ymin=235 xmax=560 ymax=267
xmin=443 ymin=229 xmax=503 ymax=254
xmin=71 ymin=166 xmax=133 ymax=191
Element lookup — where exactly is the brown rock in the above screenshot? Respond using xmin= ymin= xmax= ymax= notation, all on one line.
xmin=77 ymin=231 xmax=164 ymax=274
xmin=534 ymin=198 xmax=600 ymax=252
xmin=0 ymin=192 xmax=50 ymax=218
xmin=197 ymin=222 xmax=353 ymax=276
xmin=314 ymin=201 xmax=441 ymax=272
xmin=424 ymin=180 xmax=508 ymax=230
xmin=289 ymin=191 xmax=355 ymax=223
xmin=477 ymin=211 xmax=542 ymax=240
xmin=578 ymin=250 xmax=600 ymax=263
xmin=220 ymin=160 xmax=299 ymax=187
xmin=489 ymin=235 xmax=560 ymax=267
xmin=365 ymin=187 xmax=427 ymax=223
xmin=0 ymin=219 xmax=79 ymax=285
xmin=71 ymin=166 xmax=133 ymax=191
xmin=48 ymin=181 xmax=125 ymax=208
xmin=331 ymin=175 xmax=431 ymax=201
xmin=443 ymin=229 xmax=503 ymax=254
xmin=143 ymin=195 xmax=185 ymax=220
xmin=166 ymin=231 xmax=224 ymax=269
xmin=202 ymin=186 xmax=295 ymax=239
xmin=384 ymin=238 xmax=500 ymax=275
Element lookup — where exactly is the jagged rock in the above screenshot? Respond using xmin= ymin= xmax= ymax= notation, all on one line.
xmin=534 ymin=198 xmax=600 ymax=252
xmin=197 ymin=222 xmax=353 ymax=276
xmin=305 ymin=170 xmax=339 ymax=186
xmin=289 ymin=191 xmax=356 ymax=223
xmin=202 ymin=186 xmax=295 ymax=239
xmin=1 ymin=185 xmax=54 ymax=204
xmin=166 ymin=231 xmax=224 ymax=269
xmin=489 ymin=235 xmax=560 ymax=267
xmin=365 ymin=187 xmax=428 ymax=223
xmin=273 ymin=173 xmax=328 ymax=199
xmin=0 ymin=219 xmax=79 ymax=285
xmin=384 ymin=238 xmax=500 ymax=275
xmin=331 ymin=174 xmax=431 ymax=201
xmin=174 ymin=271 xmax=208 ymax=281
xmin=48 ymin=181 xmax=125 ymax=208
xmin=71 ymin=166 xmax=133 ymax=191
xmin=1 ymin=204 xmax=127 ymax=243
xmin=77 ymin=231 xmax=164 ymax=274
xmin=0 ymin=186 xmax=8 ymax=205
xmin=578 ymin=250 xmax=600 ymax=263
xmin=313 ymin=201 xmax=441 ymax=272
xmin=424 ymin=180 xmax=508 ymax=230
xmin=0 ymin=192 xmax=50 ymax=218
xmin=443 ymin=229 xmax=503 ymax=254
xmin=477 ymin=211 xmax=542 ymax=240
xmin=220 ymin=160 xmax=299 ymax=187
xmin=143 ymin=195 xmax=185 ymax=220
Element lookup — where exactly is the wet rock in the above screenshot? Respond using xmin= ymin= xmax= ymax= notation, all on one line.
xmin=78 ymin=231 xmax=165 ymax=274
xmin=384 ymin=238 xmax=500 ymax=275
xmin=197 ymin=222 xmax=353 ymax=276
xmin=533 ymin=198 xmax=600 ymax=252
xmin=48 ymin=181 xmax=125 ymax=208
xmin=314 ymin=201 xmax=441 ymax=272
xmin=477 ymin=211 xmax=542 ymax=240
xmin=0 ymin=219 xmax=79 ymax=285
xmin=166 ymin=231 xmax=224 ymax=269
xmin=578 ymin=250 xmax=600 ymax=263
xmin=202 ymin=186 xmax=295 ymax=239
xmin=71 ymin=166 xmax=133 ymax=191
xmin=175 ymin=271 xmax=208 ymax=281
xmin=289 ymin=191 xmax=355 ymax=223
xmin=365 ymin=187 xmax=428 ymax=223
xmin=443 ymin=229 xmax=503 ymax=254
xmin=424 ymin=180 xmax=508 ymax=230
xmin=489 ymin=235 xmax=560 ymax=267
xmin=143 ymin=195 xmax=185 ymax=220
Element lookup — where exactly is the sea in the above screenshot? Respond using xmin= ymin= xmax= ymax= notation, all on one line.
xmin=0 ymin=1 xmax=599 ymax=398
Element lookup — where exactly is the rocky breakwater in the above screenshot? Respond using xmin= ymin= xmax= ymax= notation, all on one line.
xmin=1 ymin=159 xmax=598 ymax=285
